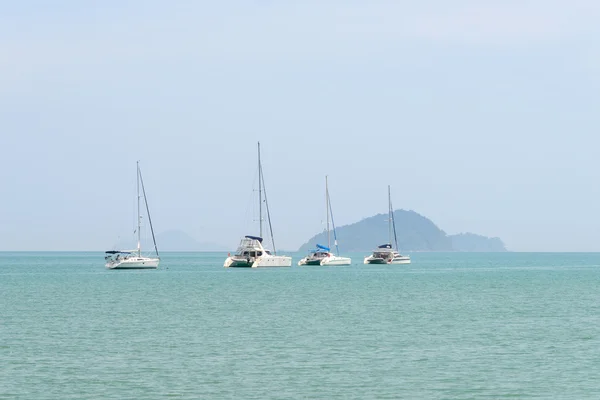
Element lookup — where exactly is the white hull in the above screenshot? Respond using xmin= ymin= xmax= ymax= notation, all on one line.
xmin=364 ymin=255 xmax=410 ymax=265
xmin=224 ymin=254 xmax=292 ymax=268
xmin=298 ymin=258 xmax=322 ymax=266
xmin=224 ymin=257 xmax=253 ymax=268
xmin=298 ymin=253 xmax=327 ymax=266
xmin=106 ymin=257 xmax=159 ymax=269
xmin=390 ymin=256 xmax=411 ymax=264
xmin=320 ymin=255 xmax=352 ymax=266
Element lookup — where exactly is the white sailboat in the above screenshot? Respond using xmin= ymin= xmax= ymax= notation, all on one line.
xmin=364 ymin=185 xmax=411 ymax=265
xmin=300 ymin=176 xmax=351 ymax=266
xmin=297 ymin=244 xmax=330 ymax=266
xmin=105 ymin=161 xmax=160 ymax=269
xmin=224 ymin=142 xmax=292 ymax=268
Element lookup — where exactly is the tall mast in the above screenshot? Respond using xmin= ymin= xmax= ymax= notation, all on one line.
xmin=258 ymin=142 xmax=263 ymax=238
xmin=388 ymin=185 xmax=392 ymax=247
xmin=326 ymin=176 xmax=341 ymax=256
xmin=137 ymin=161 xmax=141 ymax=256
xmin=258 ymin=142 xmax=277 ymax=254
xmin=326 ymin=175 xmax=330 ymax=251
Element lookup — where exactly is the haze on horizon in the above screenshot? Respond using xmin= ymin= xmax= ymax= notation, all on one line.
xmin=1 ymin=1 xmax=599 ymax=252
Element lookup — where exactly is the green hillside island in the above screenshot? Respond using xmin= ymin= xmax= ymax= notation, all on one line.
xmin=297 ymin=210 xmax=507 ymax=253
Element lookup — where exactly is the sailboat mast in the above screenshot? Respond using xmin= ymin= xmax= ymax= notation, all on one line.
xmin=258 ymin=142 xmax=277 ymax=254
xmin=258 ymin=142 xmax=263 ymax=238
xmin=326 ymin=175 xmax=330 ymax=251
xmin=137 ymin=161 xmax=141 ymax=256
xmin=388 ymin=185 xmax=392 ymax=247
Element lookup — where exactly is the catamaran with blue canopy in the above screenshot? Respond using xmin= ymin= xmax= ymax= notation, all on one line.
xmin=298 ymin=176 xmax=352 ymax=266
xmin=298 ymin=244 xmax=331 ymax=265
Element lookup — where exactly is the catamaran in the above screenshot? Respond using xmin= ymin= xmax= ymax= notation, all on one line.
xmin=224 ymin=142 xmax=292 ymax=268
xmin=105 ymin=161 xmax=160 ymax=269
xmin=297 ymin=244 xmax=331 ymax=265
xmin=364 ymin=185 xmax=411 ymax=265
xmin=299 ymin=176 xmax=351 ymax=266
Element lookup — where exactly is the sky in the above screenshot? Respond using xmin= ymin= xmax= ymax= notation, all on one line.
xmin=1 ymin=0 xmax=599 ymax=252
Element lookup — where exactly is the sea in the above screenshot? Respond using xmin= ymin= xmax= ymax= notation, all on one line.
xmin=1 ymin=251 xmax=600 ymax=399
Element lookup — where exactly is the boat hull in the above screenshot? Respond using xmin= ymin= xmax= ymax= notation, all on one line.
xmin=106 ymin=258 xmax=159 ymax=269
xmin=224 ymin=255 xmax=292 ymax=268
xmin=254 ymin=255 xmax=292 ymax=267
xmin=364 ymin=256 xmax=386 ymax=264
xmin=364 ymin=255 xmax=411 ymax=265
xmin=223 ymin=257 xmax=253 ymax=268
xmin=298 ymin=258 xmax=322 ymax=266
xmin=320 ymin=256 xmax=352 ymax=266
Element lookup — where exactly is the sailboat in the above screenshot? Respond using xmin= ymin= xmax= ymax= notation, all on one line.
xmin=364 ymin=185 xmax=411 ymax=265
xmin=105 ymin=161 xmax=160 ymax=269
xmin=299 ymin=176 xmax=351 ymax=266
xmin=297 ymin=244 xmax=330 ymax=266
xmin=224 ymin=142 xmax=292 ymax=268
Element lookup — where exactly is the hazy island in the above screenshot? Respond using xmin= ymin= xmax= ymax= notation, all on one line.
xmin=297 ymin=210 xmax=507 ymax=253
xmin=116 ymin=213 xmax=506 ymax=253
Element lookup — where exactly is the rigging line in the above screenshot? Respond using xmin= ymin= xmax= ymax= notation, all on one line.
xmin=327 ymin=190 xmax=340 ymax=256
xmin=260 ymin=161 xmax=277 ymax=255
xmin=138 ymin=165 xmax=159 ymax=258
xmin=258 ymin=142 xmax=262 ymax=238
xmin=390 ymin=198 xmax=399 ymax=252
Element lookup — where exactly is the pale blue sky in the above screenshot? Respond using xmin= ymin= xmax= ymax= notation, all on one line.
xmin=1 ymin=1 xmax=599 ymax=251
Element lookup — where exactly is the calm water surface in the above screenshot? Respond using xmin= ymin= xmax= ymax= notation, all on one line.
xmin=2 ymin=252 xmax=600 ymax=399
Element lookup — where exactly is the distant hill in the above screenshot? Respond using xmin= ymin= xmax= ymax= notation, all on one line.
xmin=449 ymin=233 xmax=507 ymax=252
xmin=114 ymin=230 xmax=228 ymax=252
xmin=297 ymin=210 xmax=506 ymax=252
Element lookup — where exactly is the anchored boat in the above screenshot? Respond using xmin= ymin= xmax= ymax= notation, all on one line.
xmin=105 ymin=161 xmax=160 ymax=269
xmin=299 ymin=176 xmax=351 ymax=266
xmin=224 ymin=143 xmax=292 ymax=268
xmin=364 ymin=185 xmax=410 ymax=265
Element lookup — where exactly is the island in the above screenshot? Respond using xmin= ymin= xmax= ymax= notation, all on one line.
xmin=297 ymin=210 xmax=507 ymax=252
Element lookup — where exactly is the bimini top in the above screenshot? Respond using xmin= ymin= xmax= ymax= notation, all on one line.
xmin=244 ymin=235 xmax=263 ymax=243
xmin=105 ymin=250 xmax=132 ymax=254
xmin=377 ymin=244 xmax=392 ymax=249
xmin=316 ymin=244 xmax=330 ymax=251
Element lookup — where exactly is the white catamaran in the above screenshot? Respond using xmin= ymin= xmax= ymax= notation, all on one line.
xmin=364 ymin=185 xmax=411 ymax=265
xmin=105 ymin=161 xmax=160 ymax=269
xmin=299 ymin=176 xmax=351 ymax=266
xmin=224 ymin=142 xmax=292 ymax=268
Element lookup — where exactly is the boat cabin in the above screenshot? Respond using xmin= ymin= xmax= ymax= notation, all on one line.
xmin=371 ymin=244 xmax=397 ymax=259
xmin=234 ymin=235 xmax=266 ymax=256
xmin=105 ymin=250 xmax=134 ymax=261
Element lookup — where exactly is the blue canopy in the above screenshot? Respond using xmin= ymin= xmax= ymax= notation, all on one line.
xmin=377 ymin=244 xmax=392 ymax=249
xmin=316 ymin=244 xmax=330 ymax=251
xmin=105 ymin=250 xmax=131 ymax=254
xmin=245 ymin=235 xmax=263 ymax=242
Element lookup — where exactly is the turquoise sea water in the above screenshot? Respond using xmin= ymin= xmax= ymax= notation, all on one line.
xmin=2 ymin=252 xmax=600 ymax=399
